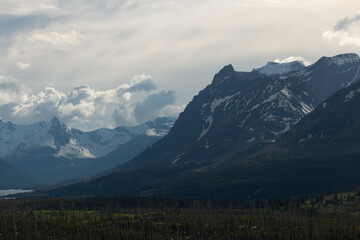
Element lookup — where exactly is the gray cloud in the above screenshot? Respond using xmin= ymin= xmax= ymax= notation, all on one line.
xmin=112 ymin=105 xmax=134 ymax=127
xmin=0 ymin=14 xmax=54 ymax=33
xmin=323 ymin=13 xmax=360 ymax=47
xmin=333 ymin=14 xmax=360 ymax=31
xmin=126 ymin=78 xmax=157 ymax=93
xmin=133 ymin=90 xmax=176 ymax=123
xmin=0 ymin=0 xmax=58 ymax=15
xmin=0 ymin=81 xmax=22 ymax=93
xmin=0 ymin=14 xmax=58 ymax=50
xmin=0 ymin=74 xmax=29 ymax=105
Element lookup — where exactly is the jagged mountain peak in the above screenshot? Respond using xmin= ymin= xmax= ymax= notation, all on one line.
xmin=49 ymin=116 xmax=69 ymax=131
xmin=48 ymin=116 xmax=71 ymax=148
xmin=51 ymin=116 xmax=61 ymax=124
xmin=212 ymin=64 xmax=235 ymax=82
xmin=218 ymin=64 xmax=234 ymax=74
xmin=3 ymin=121 xmax=16 ymax=132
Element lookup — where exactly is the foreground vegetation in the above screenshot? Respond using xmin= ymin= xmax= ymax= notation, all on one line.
xmin=1 ymin=193 xmax=360 ymax=239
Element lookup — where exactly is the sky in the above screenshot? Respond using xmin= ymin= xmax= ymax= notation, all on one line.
xmin=1 ymin=0 xmax=360 ymax=130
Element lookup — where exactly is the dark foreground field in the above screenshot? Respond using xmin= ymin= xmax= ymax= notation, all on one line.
xmin=1 ymin=193 xmax=360 ymax=240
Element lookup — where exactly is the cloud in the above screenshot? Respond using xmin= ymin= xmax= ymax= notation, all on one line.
xmin=0 ymin=73 xmax=182 ymax=130
xmin=0 ymin=0 xmax=58 ymax=16
xmin=133 ymin=90 xmax=176 ymax=123
xmin=2 ymin=0 xmax=359 ymax=131
xmin=17 ymin=62 xmax=31 ymax=70
xmin=323 ymin=13 xmax=360 ymax=47
xmin=127 ymin=78 xmax=157 ymax=93
xmin=116 ymin=74 xmax=157 ymax=93
xmin=27 ymin=30 xmax=82 ymax=46
xmin=58 ymin=101 xmax=95 ymax=121
xmin=332 ymin=13 xmax=360 ymax=31
xmin=112 ymin=105 xmax=135 ymax=127
xmin=160 ymin=104 xmax=186 ymax=117
xmin=11 ymin=87 xmax=67 ymax=120
xmin=273 ymin=56 xmax=312 ymax=66
xmin=0 ymin=74 xmax=30 ymax=105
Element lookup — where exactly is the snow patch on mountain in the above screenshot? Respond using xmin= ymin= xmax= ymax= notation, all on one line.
xmin=246 ymin=137 xmax=255 ymax=143
xmin=171 ymin=152 xmax=186 ymax=166
xmin=346 ymin=66 xmax=360 ymax=87
xmin=329 ymin=53 xmax=360 ymax=66
xmin=0 ymin=122 xmax=50 ymax=157
xmin=210 ymin=92 xmax=240 ymax=113
xmin=73 ymin=128 xmax=134 ymax=157
xmin=299 ymin=101 xmax=313 ymax=114
xmin=344 ymin=91 xmax=356 ymax=102
xmin=56 ymin=139 xmax=95 ymax=159
xmin=271 ymin=123 xmax=291 ymax=136
xmin=281 ymin=88 xmax=292 ymax=98
xmin=262 ymin=93 xmax=279 ymax=104
xmin=145 ymin=128 xmax=167 ymax=137
xmin=344 ymin=86 xmax=360 ymax=102
xmin=197 ymin=116 xmax=213 ymax=142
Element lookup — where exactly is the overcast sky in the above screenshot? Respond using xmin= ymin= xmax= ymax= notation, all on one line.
xmin=1 ymin=0 xmax=360 ymax=130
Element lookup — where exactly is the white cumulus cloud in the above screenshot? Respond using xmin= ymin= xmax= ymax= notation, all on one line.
xmin=274 ymin=56 xmax=312 ymax=66
xmin=0 ymin=73 xmax=183 ymax=130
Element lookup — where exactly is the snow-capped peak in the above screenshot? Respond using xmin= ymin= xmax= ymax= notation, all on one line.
xmin=319 ymin=53 xmax=360 ymax=66
xmin=0 ymin=116 xmax=176 ymax=160
xmin=55 ymin=139 xmax=95 ymax=159
xmin=254 ymin=60 xmax=305 ymax=76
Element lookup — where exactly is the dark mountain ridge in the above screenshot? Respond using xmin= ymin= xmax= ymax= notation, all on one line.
xmin=30 ymin=53 xmax=360 ymax=199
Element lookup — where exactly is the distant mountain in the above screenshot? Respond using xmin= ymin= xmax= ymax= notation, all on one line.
xmin=36 ymin=53 xmax=360 ymax=199
xmin=0 ymin=158 xmax=36 ymax=189
xmin=1 ymin=117 xmax=176 ymax=183
xmin=289 ymin=53 xmax=360 ymax=103
xmin=71 ymin=134 xmax=163 ymax=179
xmin=254 ymin=60 xmax=305 ymax=75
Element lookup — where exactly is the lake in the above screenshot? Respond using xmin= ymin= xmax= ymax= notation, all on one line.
xmin=0 ymin=189 xmax=33 ymax=197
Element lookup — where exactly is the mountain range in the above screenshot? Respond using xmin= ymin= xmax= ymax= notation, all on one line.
xmin=31 ymin=53 xmax=360 ymax=199
xmin=0 ymin=117 xmax=176 ymax=185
